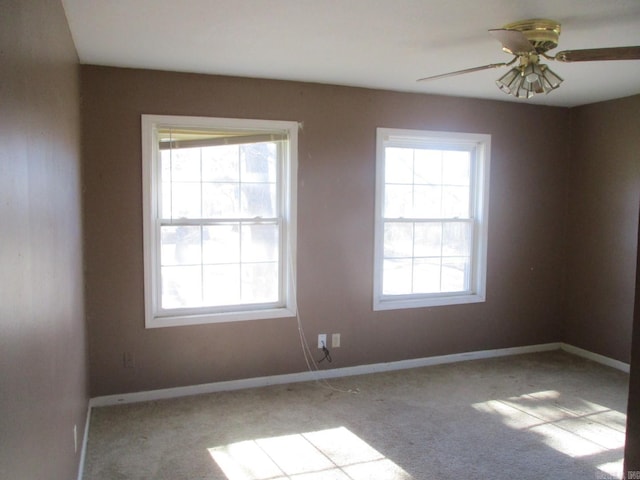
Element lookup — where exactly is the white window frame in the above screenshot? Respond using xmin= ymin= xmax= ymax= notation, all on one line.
xmin=142 ymin=114 xmax=298 ymax=328
xmin=373 ymin=128 xmax=490 ymax=311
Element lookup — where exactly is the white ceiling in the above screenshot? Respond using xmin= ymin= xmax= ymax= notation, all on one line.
xmin=62 ymin=0 xmax=640 ymax=107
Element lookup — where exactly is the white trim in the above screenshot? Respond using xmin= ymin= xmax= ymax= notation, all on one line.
xmin=147 ymin=306 xmax=296 ymax=329
xmin=559 ymin=343 xmax=630 ymax=373
xmin=76 ymin=403 xmax=92 ymax=480
xmin=141 ymin=114 xmax=298 ymax=328
xmin=89 ymin=342 xmax=561 ymax=407
xmin=373 ymin=128 xmax=491 ymax=311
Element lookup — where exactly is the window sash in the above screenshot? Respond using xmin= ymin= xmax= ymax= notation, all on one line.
xmin=159 ymin=135 xmax=282 ymax=221
xmin=380 ymin=218 xmax=475 ymax=297
xmin=156 ymin=218 xmax=284 ymax=311
xmin=382 ymin=144 xmax=476 ymax=221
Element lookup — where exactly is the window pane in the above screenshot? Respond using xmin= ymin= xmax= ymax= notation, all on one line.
xmin=414 ymin=149 xmax=441 ymax=185
xmin=241 ymin=183 xmax=276 ymax=218
xmin=203 ymin=224 xmax=240 ymax=264
xmin=171 ymin=182 xmax=201 ymax=218
xmin=384 ymin=222 xmax=413 ymax=258
xmin=414 ymin=222 xmax=442 ymax=257
xmin=203 ymin=264 xmax=240 ymax=306
xmin=241 ymin=224 xmax=279 ymax=262
xmin=242 ymin=262 xmax=278 ymax=303
xmin=413 ymin=258 xmax=441 ymax=293
xmin=241 ymin=143 xmax=277 ymax=183
xmin=442 ymin=186 xmax=469 ymax=218
xmin=202 ymin=183 xmax=240 ymax=218
xmin=202 ymin=145 xmax=239 ymax=182
xmin=442 ymin=150 xmax=470 ymax=186
xmin=441 ymin=258 xmax=470 ymax=292
xmin=382 ymin=258 xmax=412 ymax=295
xmin=413 ymin=185 xmax=441 ymax=218
xmin=442 ymin=222 xmax=472 ymax=257
xmin=161 ymin=226 xmax=201 ymax=266
xmin=385 ymin=147 xmax=413 ymax=184
xmin=170 ymin=147 xmax=201 ymax=182
xmin=162 ymin=265 xmax=202 ymax=309
xmin=384 ymin=184 xmax=412 ymax=218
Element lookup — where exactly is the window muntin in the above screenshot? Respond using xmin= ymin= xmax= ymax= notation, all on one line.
xmin=142 ymin=116 xmax=297 ymax=327
xmin=374 ymin=129 xmax=490 ymax=310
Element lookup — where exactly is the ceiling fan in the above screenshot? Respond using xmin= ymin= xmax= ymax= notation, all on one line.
xmin=418 ymin=19 xmax=640 ymax=99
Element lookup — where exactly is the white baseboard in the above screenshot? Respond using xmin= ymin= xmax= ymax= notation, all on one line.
xmin=560 ymin=343 xmax=630 ymax=373
xmin=89 ymin=342 xmax=629 ymax=409
xmin=90 ymin=342 xmax=563 ymax=407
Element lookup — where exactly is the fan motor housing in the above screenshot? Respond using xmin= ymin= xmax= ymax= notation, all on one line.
xmin=503 ymin=18 xmax=561 ymax=53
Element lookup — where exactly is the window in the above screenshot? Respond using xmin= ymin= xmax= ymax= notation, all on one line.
xmin=373 ymin=128 xmax=490 ymax=311
xmin=142 ymin=115 xmax=297 ymax=328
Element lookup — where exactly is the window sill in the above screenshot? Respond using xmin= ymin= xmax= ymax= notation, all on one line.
xmin=373 ymin=292 xmax=486 ymax=311
xmin=146 ymin=306 xmax=297 ymax=328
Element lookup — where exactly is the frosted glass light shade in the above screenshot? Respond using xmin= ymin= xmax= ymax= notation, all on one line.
xmin=496 ymin=62 xmax=564 ymax=98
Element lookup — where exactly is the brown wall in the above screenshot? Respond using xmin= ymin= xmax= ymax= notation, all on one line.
xmin=82 ymin=66 xmax=570 ymax=397
xmin=625 ymin=206 xmax=640 ymax=474
xmin=564 ymin=95 xmax=640 ymax=362
xmin=0 ymin=1 xmax=88 ymax=479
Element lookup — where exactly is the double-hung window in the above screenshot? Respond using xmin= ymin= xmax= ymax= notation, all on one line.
xmin=142 ymin=115 xmax=297 ymax=328
xmin=373 ymin=128 xmax=490 ymax=310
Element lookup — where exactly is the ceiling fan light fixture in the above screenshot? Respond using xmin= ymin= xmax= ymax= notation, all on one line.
xmin=496 ymin=61 xmax=563 ymax=98
xmin=515 ymin=76 xmax=536 ymax=99
xmin=521 ymin=63 xmax=544 ymax=96
xmin=495 ymin=67 xmax=521 ymax=94
xmin=539 ymin=64 xmax=563 ymax=90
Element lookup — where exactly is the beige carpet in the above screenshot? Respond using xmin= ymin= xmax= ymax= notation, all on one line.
xmin=83 ymin=351 xmax=628 ymax=480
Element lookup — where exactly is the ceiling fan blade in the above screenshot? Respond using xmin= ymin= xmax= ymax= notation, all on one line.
xmin=489 ymin=29 xmax=536 ymax=54
xmin=555 ymin=46 xmax=640 ymax=62
xmin=417 ymin=63 xmax=507 ymax=82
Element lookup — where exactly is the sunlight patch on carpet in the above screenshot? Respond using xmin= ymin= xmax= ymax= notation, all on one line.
xmin=208 ymin=426 xmax=412 ymax=480
xmin=472 ymin=389 xmax=625 ymax=479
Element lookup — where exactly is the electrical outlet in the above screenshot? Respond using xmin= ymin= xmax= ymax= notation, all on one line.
xmin=332 ymin=333 xmax=341 ymax=348
xmin=318 ymin=334 xmax=327 ymax=349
